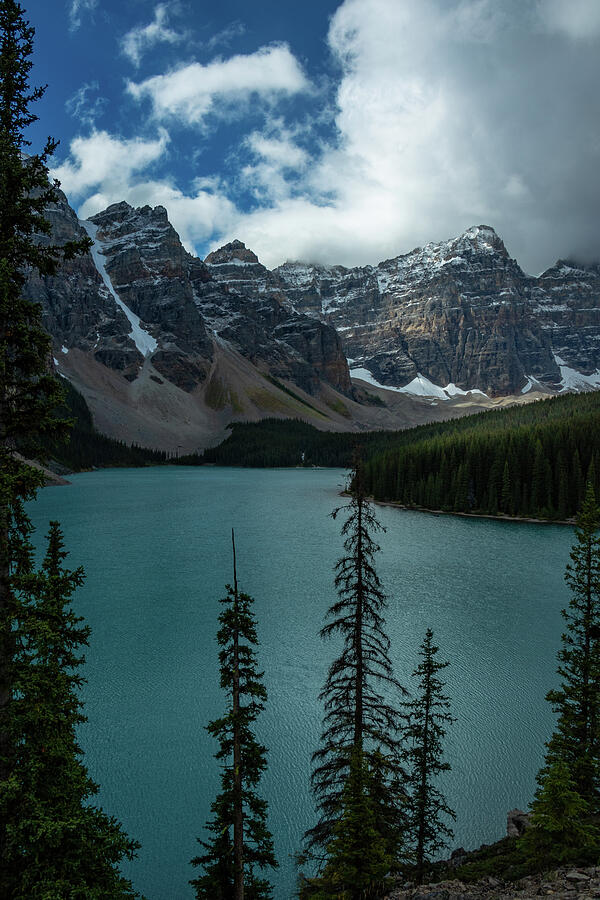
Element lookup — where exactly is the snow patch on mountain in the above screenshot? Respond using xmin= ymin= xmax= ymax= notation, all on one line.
xmin=350 ymin=367 xmax=488 ymax=400
xmin=206 ymin=259 xmax=261 ymax=268
xmin=553 ymin=353 xmax=600 ymax=392
xmin=81 ymin=219 xmax=158 ymax=358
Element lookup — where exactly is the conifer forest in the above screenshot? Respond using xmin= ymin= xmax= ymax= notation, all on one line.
xmin=2 ymin=1 xmax=600 ymax=899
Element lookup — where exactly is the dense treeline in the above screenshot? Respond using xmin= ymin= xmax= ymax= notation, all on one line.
xmin=41 ymin=381 xmax=169 ymax=470
xmin=39 ymin=385 xmax=600 ymax=522
xmin=362 ymin=394 xmax=600 ymax=520
xmin=201 ymin=394 xmax=600 ymax=468
xmin=201 ymin=395 xmax=600 ymax=520
xmin=197 ymin=418 xmax=382 ymax=467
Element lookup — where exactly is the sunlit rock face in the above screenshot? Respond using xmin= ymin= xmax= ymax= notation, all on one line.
xmin=275 ymin=226 xmax=600 ymax=396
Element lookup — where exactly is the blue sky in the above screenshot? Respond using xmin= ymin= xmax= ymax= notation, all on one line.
xmin=23 ymin=0 xmax=600 ymax=273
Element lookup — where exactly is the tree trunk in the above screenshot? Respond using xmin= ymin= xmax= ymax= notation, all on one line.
xmin=232 ymin=530 xmax=244 ymax=900
xmin=415 ymin=672 xmax=431 ymax=885
xmin=0 ymin=391 xmax=11 ymax=786
xmin=354 ymin=492 xmax=364 ymax=750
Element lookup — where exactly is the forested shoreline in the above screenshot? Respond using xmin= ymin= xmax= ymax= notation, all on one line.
xmin=198 ymin=394 xmax=600 ymax=522
xmin=361 ymin=393 xmax=600 ymax=521
xmin=52 ymin=387 xmax=600 ymax=523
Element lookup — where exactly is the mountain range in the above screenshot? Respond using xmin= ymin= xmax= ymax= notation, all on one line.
xmin=25 ymin=189 xmax=600 ymax=451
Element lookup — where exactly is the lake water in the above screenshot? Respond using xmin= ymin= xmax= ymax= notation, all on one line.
xmin=27 ymin=467 xmax=573 ymax=900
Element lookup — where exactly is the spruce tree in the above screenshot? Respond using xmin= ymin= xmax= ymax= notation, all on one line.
xmin=191 ymin=532 xmax=277 ymax=900
xmin=403 ymin=629 xmax=455 ymax=884
xmin=0 ymin=0 xmax=89 ymax=776
xmin=304 ymin=461 xmax=407 ymax=864
xmin=0 ymin=4 xmax=140 ymax=894
xmin=519 ymin=759 xmax=599 ymax=869
xmin=300 ymin=747 xmax=393 ymax=900
xmin=0 ymin=522 xmax=141 ymax=897
xmin=545 ymin=483 xmax=600 ymax=808
xmin=0 ymin=0 xmax=89 ymax=459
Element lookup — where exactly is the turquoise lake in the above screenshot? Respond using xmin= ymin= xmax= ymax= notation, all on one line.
xmin=27 ymin=466 xmax=574 ymax=900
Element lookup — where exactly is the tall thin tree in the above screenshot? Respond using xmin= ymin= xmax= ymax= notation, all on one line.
xmin=403 ymin=628 xmax=456 ymax=884
xmin=304 ymin=461 xmax=407 ymax=861
xmin=191 ymin=531 xmax=277 ymax=900
xmin=544 ymin=483 xmax=600 ymax=808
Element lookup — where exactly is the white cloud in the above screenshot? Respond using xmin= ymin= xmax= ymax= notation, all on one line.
xmin=65 ymin=82 xmax=107 ymax=128
xmin=122 ymin=4 xmax=186 ymax=68
xmin=51 ymin=131 xmax=237 ymax=252
xmin=212 ymin=0 xmax=600 ymax=271
xmin=59 ymin=0 xmax=600 ymax=273
xmin=246 ymin=132 xmax=308 ymax=170
xmin=68 ymin=0 xmax=97 ymax=32
xmin=239 ymin=124 xmax=310 ymax=203
xmin=52 ymin=130 xmax=170 ymax=198
xmin=127 ymin=44 xmax=309 ymax=125
xmin=538 ymin=0 xmax=600 ymax=40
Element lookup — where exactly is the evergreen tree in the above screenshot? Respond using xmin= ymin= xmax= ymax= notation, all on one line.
xmin=369 ymin=747 xmax=407 ymax=866
xmin=0 ymin=0 xmax=89 ymax=460
xmin=191 ymin=532 xmax=277 ymax=900
xmin=0 ymin=0 xmax=89 ymax=778
xmin=300 ymin=747 xmax=393 ymax=900
xmin=501 ymin=459 xmax=512 ymax=515
xmin=0 ymin=4 xmax=140 ymax=893
xmin=519 ymin=759 xmax=599 ymax=869
xmin=403 ymin=629 xmax=456 ymax=884
xmin=304 ymin=462 xmax=407 ymax=862
xmin=545 ymin=484 xmax=600 ymax=808
xmin=0 ymin=522 xmax=141 ymax=898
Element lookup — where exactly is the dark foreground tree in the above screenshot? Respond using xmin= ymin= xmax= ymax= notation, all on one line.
xmin=0 ymin=0 xmax=89 ymax=770
xmin=0 ymin=0 xmax=89 ymax=464
xmin=544 ymin=484 xmax=600 ymax=808
xmin=301 ymin=747 xmax=393 ymax=900
xmin=191 ymin=532 xmax=277 ymax=900
xmin=303 ymin=461 xmax=407 ymax=882
xmin=0 ymin=3 xmax=139 ymax=895
xmin=519 ymin=759 xmax=599 ymax=869
xmin=403 ymin=629 xmax=456 ymax=884
xmin=0 ymin=522 xmax=140 ymax=897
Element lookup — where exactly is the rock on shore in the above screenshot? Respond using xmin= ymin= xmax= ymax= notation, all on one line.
xmin=385 ymin=867 xmax=600 ymax=900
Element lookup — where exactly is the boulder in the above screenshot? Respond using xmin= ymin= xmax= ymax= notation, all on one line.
xmin=506 ymin=808 xmax=530 ymax=837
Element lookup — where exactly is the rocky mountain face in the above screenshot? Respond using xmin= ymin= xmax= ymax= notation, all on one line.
xmin=32 ymin=197 xmax=350 ymax=397
xmin=24 ymin=193 xmax=360 ymax=449
xmin=83 ymin=201 xmax=214 ymax=391
xmin=273 ymin=226 xmax=600 ymax=396
xmin=26 ymin=190 xmax=599 ymax=448
xmin=200 ymin=239 xmax=351 ymax=395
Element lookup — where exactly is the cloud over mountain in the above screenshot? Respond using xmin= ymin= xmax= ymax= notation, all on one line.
xmin=54 ymin=0 xmax=600 ymax=273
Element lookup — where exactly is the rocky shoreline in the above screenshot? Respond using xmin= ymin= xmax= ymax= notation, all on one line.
xmin=385 ymin=867 xmax=600 ymax=900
